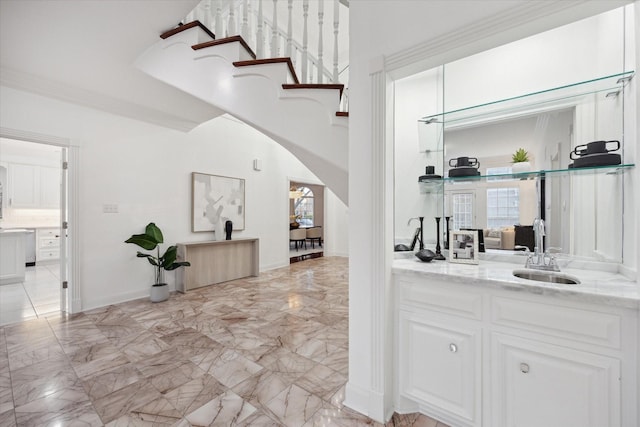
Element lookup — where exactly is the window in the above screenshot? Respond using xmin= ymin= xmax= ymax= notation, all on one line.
xmin=486 ymin=187 xmax=519 ymax=228
xmin=452 ymin=193 xmax=473 ymax=230
xmin=294 ymin=186 xmax=314 ymax=227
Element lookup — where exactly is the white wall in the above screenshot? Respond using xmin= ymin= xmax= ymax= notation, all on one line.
xmin=0 ymin=85 xmax=348 ymax=310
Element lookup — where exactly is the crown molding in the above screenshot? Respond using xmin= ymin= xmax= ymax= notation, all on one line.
xmin=0 ymin=66 xmax=204 ymax=132
xmin=385 ymin=0 xmax=632 ymax=79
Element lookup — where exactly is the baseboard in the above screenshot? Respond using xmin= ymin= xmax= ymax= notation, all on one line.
xmin=343 ymin=382 xmax=371 ymax=417
xmin=260 ymin=260 xmax=289 ymax=271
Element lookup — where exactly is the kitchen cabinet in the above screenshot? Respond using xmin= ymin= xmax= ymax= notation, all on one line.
xmin=395 ymin=273 xmax=637 ymax=427
xmin=492 ymin=333 xmax=619 ymax=427
xmin=398 ymin=310 xmax=481 ymax=426
xmin=36 ymin=227 xmax=60 ymax=262
xmin=7 ymin=163 xmax=60 ymax=209
xmin=8 ymin=163 xmax=38 ymax=208
xmin=0 ymin=230 xmax=28 ymax=284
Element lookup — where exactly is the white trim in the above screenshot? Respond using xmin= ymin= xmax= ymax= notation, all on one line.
xmin=0 ymin=127 xmax=81 ymax=314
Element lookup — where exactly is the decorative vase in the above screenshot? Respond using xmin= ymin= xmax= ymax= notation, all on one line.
xmin=150 ymin=283 xmax=169 ymax=303
xmin=225 ymin=220 xmax=233 ymax=240
xmin=511 ymin=161 xmax=531 ymax=174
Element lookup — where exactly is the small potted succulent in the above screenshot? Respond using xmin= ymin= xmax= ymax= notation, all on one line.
xmin=511 ymin=148 xmax=531 ymax=173
xmin=125 ymin=222 xmax=190 ymax=302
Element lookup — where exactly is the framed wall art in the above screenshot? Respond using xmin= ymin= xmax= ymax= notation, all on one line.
xmin=449 ymin=230 xmax=479 ymax=264
xmin=192 ymin=172 xmax=245 ymax=232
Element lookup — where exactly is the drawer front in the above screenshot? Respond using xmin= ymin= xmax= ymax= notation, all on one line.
xmin=491 ymin=296 xmax=621 ymax=349
xmin=38 ymin=248 xmax=60 ymax=261
xmin=38 ymin=228 xmax=59 ymax=237
xmin=397 ymin=278 xmax=482 ymax=320
xmin=39 ymin=237 xmax=60 ymax=248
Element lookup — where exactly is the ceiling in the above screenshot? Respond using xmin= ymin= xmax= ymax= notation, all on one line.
xmin=0 ymin=0 xmax=225 ymax=131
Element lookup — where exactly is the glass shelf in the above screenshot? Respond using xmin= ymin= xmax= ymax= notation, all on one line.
xmin=419 ymin=71 xmax=635 ymax=127
xmin=440 ymin=163 xmax=635 ymax=183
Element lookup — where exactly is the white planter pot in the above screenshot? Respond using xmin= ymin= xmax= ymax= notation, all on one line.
xmin=511 ymin=161 xmax=531 ymax=174
xmin=150 ymin=283 xmax=169 ymax=303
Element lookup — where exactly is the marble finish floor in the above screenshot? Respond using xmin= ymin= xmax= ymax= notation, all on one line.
xmin=0 ymin=264 xmax=60 ymax=326
xmin=0 ymin=257 xmax=448 ymax=426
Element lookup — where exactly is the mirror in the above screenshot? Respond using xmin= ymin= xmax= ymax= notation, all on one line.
xmin=395 ymin=6 xmax=632 ymax=263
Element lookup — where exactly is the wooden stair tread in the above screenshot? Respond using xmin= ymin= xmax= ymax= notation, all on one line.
xmin=192 ymin=35 xmax=257 ymax=60
xmin=282 ymin=83 xmax=344 ymax=98
xmin=233 ymin=58 xmax=300 ymax=84
xmin=161 ymin=21 xmax=215 ymax=41
xmin=336 ymin=111 xmax=349 ymax=117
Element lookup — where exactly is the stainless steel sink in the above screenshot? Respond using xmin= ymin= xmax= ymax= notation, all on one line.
xmin=512 ymin=269 xmax=581 ymax=285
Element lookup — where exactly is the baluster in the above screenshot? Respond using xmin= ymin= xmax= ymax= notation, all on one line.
xmin=332 ymin=0 xmax=339 ymax=83
xmin=214 ymin=0 xmax=223 ymax=38
xmin=286 ymin=0 xmax=293 ymax=58
xmin=317 ymin=0 xmax=324 ymax=83
xmin=246 ymin=0 xmax=252 ymax=43
xmin=202 ymin=0 xmax=212 ymax=30
xmin=256 ymin=0 xmax=264 ymax=58
xmin=228 ymin=0 xmax=237 ymax=36
xmin=271 ymin=0 xmax=279 ymax=57
xmin=241 ymin=0 xmax=249 ymax=40
xmin=301 ymin=0 xmax=309 ymax=83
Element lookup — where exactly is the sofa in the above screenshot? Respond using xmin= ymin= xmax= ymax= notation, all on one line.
xmin=483 ymin=227 xmax=516 ymax=250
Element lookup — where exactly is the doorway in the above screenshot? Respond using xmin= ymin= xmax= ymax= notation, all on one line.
xmin=289 ymin=180 xmax=325 ymax=263
xmin=0 ymin=132 xmax=74 ymax=326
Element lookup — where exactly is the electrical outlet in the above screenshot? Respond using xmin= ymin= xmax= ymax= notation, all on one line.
xmin=103 ymin=204 xmax=119 ymax=213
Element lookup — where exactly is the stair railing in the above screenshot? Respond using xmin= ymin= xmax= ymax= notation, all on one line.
xmin=184 ymin=0 xmax=349 ymax=111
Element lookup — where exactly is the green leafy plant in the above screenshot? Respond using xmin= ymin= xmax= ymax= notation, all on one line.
xmin=512 ymin=148 xmax=530 ymax=163
xmin=125 ymin=222 xmax=190 ymax=285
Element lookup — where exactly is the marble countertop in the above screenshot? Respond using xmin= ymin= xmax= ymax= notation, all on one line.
xmin=393 ymin=256 xmax=640 ymax=309
xmin=0 ymin=229 xmax=34 ymax=234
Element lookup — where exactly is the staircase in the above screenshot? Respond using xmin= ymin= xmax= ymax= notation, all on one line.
xmin=135 ymin=21 xmax=348 ymax=204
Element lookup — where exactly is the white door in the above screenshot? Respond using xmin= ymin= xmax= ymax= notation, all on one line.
xmin=492 ymin=333 xmax=620 ymax=427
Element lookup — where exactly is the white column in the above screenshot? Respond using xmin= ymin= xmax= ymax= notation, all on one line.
xmin=202 ymin=0 xmax=212 ymax=30
xmin=301 ymin=0 xmax=309 ymax=83
xmin=333 ymin=0 xmax=340 ymax=83
xmin=286 ymin=0 xmax=293 ymax=58
xmin=256 ymin=0 xmax=264 ymax=58
xmin=241 ymin=0 xmax=249 ymax=40
xmin=271 ymin=0 xmax=279 ymax=57
xmin=317 ymin=0 xmax=324 ymax=83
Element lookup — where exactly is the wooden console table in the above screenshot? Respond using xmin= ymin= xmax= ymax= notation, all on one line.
xmin=176 ymin=238 xmax=259 ymax=292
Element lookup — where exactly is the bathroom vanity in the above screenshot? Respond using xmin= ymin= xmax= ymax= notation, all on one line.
xmin=393 ymin=257 xmax=639 ymax=427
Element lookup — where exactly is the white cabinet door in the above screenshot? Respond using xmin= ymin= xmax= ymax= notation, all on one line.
xmin=0 ymin=232 xmax=26 ymax=284
xmin=39 ymin=166 xmax=60 ymax=208
xmin=399 ymin=310 xmax=481 ymax=426
xmin=8 ymin=163 xmax=38 ymax=208
xmin=492 ymin=333 xmax=620 ymax=427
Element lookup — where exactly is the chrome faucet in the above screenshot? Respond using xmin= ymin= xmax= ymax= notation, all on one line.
xmin=524 ymin=218 xmax=560 ymax=272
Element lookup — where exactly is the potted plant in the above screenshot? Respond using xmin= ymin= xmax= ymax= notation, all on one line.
xmin=125 ymin=222 xmax=190 ymax=302
xmin=511 ymin=148 xmax=531 ymax=173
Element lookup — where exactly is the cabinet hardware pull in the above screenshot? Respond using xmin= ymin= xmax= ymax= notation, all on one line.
xmin=520 ymin=363 xmax=530 ymax=373
xmin=449 ymin=343 xmax=458 ymax=353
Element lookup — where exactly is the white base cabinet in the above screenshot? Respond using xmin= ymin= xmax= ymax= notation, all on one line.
xmin=395 ymin=274 xmax=638 ymax=427
xmin=492 ymin=333 xmax=620 ymax=427
xmin=399 ymin=311 xmax=481 ymax=426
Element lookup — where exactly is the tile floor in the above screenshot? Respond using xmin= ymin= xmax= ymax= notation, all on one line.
xmin=0 ymin=264 xmax=61 ymax=326
xmin=0 ymin=256 xmax=448 ymax=426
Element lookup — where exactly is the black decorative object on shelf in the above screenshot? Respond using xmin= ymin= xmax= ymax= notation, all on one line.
xmin=448 ymin=156 xmax=481 ymax=177
xmin=444 ymin=216 xmax=451 ymax=250
xmin=568 ymin=140 xmax=621 ymax=168
xmin=434 ymin=217 xmax=446 ymax=260
xmin=418 ymin=216 xmax=425 ymax=250
xmin=225 ymin=220 xmax=233 ymax=240
xmin=418 ymin=165 xmax=442 ymax=181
